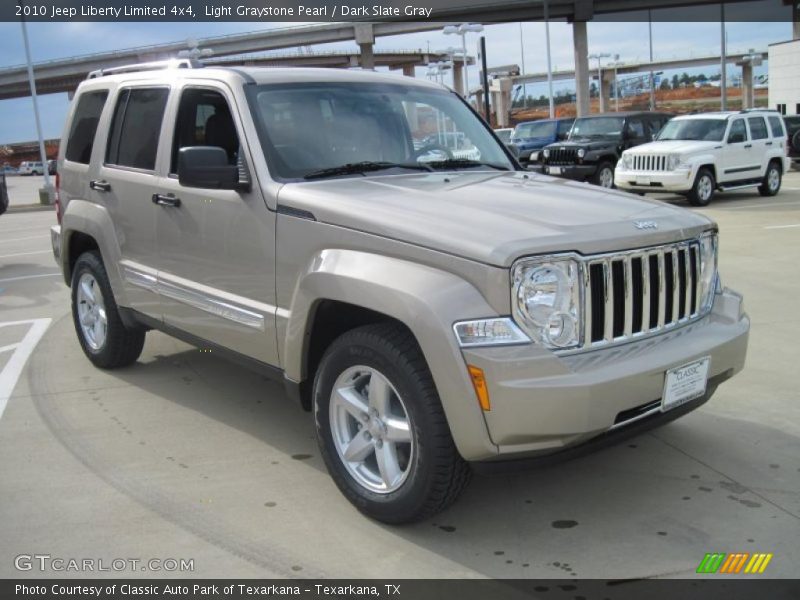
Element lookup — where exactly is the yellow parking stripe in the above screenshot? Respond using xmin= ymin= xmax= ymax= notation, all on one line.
xmin=758 ymin=554 xmax=773 ymax=574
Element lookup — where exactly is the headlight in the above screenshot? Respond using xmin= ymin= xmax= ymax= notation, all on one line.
xmin=453 ymin=318 xmax=530 ymax=347
xmin=543 ymin=148 xmax=550 ymax=159
xmin=697 ymin=232 xmax=718 ymax=312
xmin=512 ymin=257 xmax=581 ymax=349
xmin=667 ymin=154 xmax=681 ymax=170
xmin=577 ymin=148 xmax=586 ymax=159
xmin=620 ymin=154 xmax=633 ymax=169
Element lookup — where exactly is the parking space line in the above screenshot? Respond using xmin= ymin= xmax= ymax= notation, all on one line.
xmin=0 ymin=250 xmax=51 ymax=259
xmin=0 ymin=235 xmax=49 ymax=245
xmin=0 ymin=344 xmax=20 ymax=354
xmin=725 ymin=200 xmax=800 ymax=210
xmin=764 ymin=224 xmax=800 ymax=230
xmin=0 ymin=272 xmax=60 ymax=284
xmin=0 ymin=319 xmax=51 ymax=420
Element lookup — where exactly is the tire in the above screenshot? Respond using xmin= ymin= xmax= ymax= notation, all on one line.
xmin=758 ymin=160 xmax=782 ymax=197
xmin=592 ymin=161 xmax=615 ymax=189
xmin=71 ymin=250 xmax=145 ymax=369
xmin=687 ymin=168 xmax=716 ymax=206
xmin=313 ymin=323 xmax=471 ymax=524
xmin=791 ymin=130 xmax=800 ymax=155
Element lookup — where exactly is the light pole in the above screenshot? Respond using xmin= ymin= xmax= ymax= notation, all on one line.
xmin=720 ymin=3 xmax=727 ymax=110
xmin=444 ymin=23 xmax=483 ymax=97
xmin=610 ymin=54 xmax=621 ymax=112
xmin=544 ymin=0 xmax=554 ymax=118
xmin=518 ymin=23 xmax=527 ymax=109
xmin=648 ymin=11 xmax=655 ymax=111
xmin=588 ymin=52 xmax=611 ymax=113
xmin=18 ymin=4 xmax=51 ymax=191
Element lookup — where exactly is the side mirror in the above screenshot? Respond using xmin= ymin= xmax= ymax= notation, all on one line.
xmin=178 ymin=146 xmax=241 ymax=190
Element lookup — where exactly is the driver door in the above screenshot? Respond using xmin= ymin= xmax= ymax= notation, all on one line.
xmin=154 ymin=82 xmax=279 ymax=366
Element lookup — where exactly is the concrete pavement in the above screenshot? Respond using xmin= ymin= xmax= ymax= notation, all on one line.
xmin=0 ymin=176 xmax=798 ymax=579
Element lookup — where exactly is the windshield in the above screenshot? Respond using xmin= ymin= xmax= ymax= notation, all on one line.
xmin=247 ymin=82 xmax=514 ymax=180
xmin=514 ymin=121 xmax=557 ymax=139
xmin=569 ymin=117 xmax=625 ymax=139
xmin=657 ymin=119 xmax=727 ymax=142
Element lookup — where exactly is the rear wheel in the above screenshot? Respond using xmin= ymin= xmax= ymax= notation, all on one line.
xmin=758 ymin=161 xmax=782 ymax=197
xmin=314 ymin=323 xmax=470 ymax=524
xmin=593 ymin=161 xmax=615 ymax=189
xmin=71 ymin=251 xmax=145 ymax=369
xmin=687 ymin=168 xmax=715 ymax=206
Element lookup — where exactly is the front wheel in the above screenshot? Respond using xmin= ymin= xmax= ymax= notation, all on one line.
xmin=71 ymin=251 xmax=145 ymax=369
xmin=758 ymin=161 xmax=782 ymax=197
xmin=314 ymin=323 xmax=470 ymax=524
xmin=687 ymin=168 xmax=715 ymax=206
xmin=593 ymin=161 xmax=615 ymax=189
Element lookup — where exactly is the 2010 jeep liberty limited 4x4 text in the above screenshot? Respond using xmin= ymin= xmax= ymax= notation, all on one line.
xmin=50 ymin=60 xmax=749 ymax=524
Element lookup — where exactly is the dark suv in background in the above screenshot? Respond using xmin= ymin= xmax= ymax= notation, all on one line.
xmin=510 ymin=117 xmax=574 ymax=165
xmin=540 ymin=111 xmax=673 ymax=188
xmin=785 ymin=115 xmax=800 ymax=166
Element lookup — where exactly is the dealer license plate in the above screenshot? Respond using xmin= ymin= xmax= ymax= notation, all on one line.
xmin=635 ymin=176 xmax=651 ymax=186
xmin=549 ymin=166 xmax=563 ymax=175
xmin=662 ymin=357 xmax=710 ymax=412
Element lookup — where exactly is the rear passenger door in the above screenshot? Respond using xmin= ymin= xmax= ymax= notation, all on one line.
xmin=91 ymin=85 xmax=169 ymax=318
xmin=746 ymin=116 xmax=770 ymax=176
xmin=154 ymin=83 xmax=279 ymax=367
xmin=721 ymin=118 xmax=755 ymax=183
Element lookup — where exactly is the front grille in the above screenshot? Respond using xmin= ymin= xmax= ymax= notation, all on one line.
xmin=630 ymin=154 xmax=670 ymax=171
xmin=547 ymin=147 xmax=578 ymax=165
xmin=583 ymin=240 xmax=701 ymax=347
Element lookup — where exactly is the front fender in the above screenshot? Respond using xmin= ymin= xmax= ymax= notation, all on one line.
xmin=283 ymin=249 xmax=501 ymax=460
xmin=61 ymin=199 xmax=128 ymax=306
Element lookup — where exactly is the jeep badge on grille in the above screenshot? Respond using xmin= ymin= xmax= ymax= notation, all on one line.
xmin=634 ymin=220 xmax=658 ymax=230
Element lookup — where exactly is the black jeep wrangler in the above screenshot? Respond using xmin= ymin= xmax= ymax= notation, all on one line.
xmin=539 ymin=111 xmax=673 ymax=188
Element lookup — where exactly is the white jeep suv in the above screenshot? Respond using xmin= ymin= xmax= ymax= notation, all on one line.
xmin=616 ymin=110 xmax=791 ymax=206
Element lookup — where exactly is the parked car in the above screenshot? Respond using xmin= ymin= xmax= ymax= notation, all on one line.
xmin=18 ymin=161 xmax=45 ymax=176
xmin=494 ymin=128 xmax=514 ymax=145
xmin=540 ymin=111 xmax=673 ymax=188
xmin=511 ymin=117 xmax=574 ymax=165
xmin=51 ymin=62 xmax=748 ymax=524
xmin=784 ymin=115 xmax=800 ymax=165
xmin=616 ymin=110 xmax=791 ymax=205
xmin=2 ymin=165 xmax=17 ymax=176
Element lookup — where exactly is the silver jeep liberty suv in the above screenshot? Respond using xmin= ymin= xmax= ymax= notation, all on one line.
xmin=51 ymin=60 xmax=749 ymax=524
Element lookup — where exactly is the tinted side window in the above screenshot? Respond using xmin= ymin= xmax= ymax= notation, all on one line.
xmin=106 ymin=87 xmax=168 ymax=170
xmin=556 ymin=120 xmax=572 ymax=139
xmin=65 ymin=90 xmax=108 ymax=164
xmin=728 ymin=119 xmax=747 ymax=142
xmin=748 ymin=117 xmax=768 ymax=140
xmin=171 ymin=88 xmax=239 ymax=173
xmin=627 ymin=118 xmax=646 ymax=139
xmin=768 ymin=116 xmax=785 ymax=138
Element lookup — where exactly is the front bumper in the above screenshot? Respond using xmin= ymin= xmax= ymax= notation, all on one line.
xmin=459 ymin=287 xmax=748 ymax=461
xmin=615 ymin=167 xmax=694 ymax=193
xmin=541 ymin=163 xmax=596 ymax=181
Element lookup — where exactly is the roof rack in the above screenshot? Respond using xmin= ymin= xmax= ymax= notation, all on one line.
xmin=87 ymin=58 xmax=202 ymax=79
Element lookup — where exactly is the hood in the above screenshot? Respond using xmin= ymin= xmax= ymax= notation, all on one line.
xmin=549 ymin=138 xmax=618 ymax=151
xmin=276 ymin=171 xmax=714 ymax=267
xmin=626 ymin=140 xmax=720 ymax=155
xmin=511 ymin=136 xmax=553 ymax=149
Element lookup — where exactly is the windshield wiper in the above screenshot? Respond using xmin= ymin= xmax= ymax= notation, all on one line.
xmin=425 ymin=158 xmax=510 ymax=171
xmin=303 ymin=161 xmax=433 ymax=180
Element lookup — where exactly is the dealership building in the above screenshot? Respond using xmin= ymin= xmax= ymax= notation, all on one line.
xmin=768 ymin=38 xmax=800 ymax=115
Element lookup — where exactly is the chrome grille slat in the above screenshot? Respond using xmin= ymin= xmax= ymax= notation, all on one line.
xmin=627 ymin=153 xmax=670 ymax=171
xmin=583 ymin=240 xmax=704 ymax=349
xmin=603 ymin=261 xmax=614 ymax=343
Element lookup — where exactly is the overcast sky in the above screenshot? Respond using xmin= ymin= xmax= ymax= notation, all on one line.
xmin=0 ymin=19 xmax=791 ymax=144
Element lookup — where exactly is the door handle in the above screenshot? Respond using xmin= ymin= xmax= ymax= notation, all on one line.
xmin=744 ymin=144 xmax=752 ymax=149
xmin=765 ymin=141 xmax=773 ymax=146
xmin=89 ymin=180 xmax=111 ymax=192
xmin=152 ymin=193 xmax=181 ymax=208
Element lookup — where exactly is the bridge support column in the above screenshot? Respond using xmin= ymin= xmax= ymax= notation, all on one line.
xmin=354 ymin=24 xmax=375 ymax=70
xmin=452 ymin=62 xmax=465 ymax=96
xmin=599 ymin=70 xmax=614 ymax=113
xmin=402 ymin=64 xmax=415 ymax=77
xmin=490 ymin=77 xmax=513 ymax=127
xmin=740 ymin=62 xmax=754 ymax=109
xmin=573 ymin=21 xmax=590 ymax=117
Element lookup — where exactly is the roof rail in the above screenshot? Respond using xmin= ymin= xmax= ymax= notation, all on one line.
xmin=739 ymin=108 xmax=778 ymax=113
xmin=87 ymin=58 xmax=202 ymax=79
